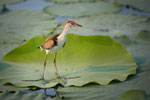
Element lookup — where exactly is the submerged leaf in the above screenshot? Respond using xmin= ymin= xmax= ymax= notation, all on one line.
xmin=44 ymin=1 xmax=121 ymax=17
xmin=114 ymin=0 xmax=150 ymax=12
xmin=0 ymin=34 xmax=137 ymax=88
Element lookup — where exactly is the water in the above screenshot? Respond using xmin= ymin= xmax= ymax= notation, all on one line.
xmin=24 ymin=88 xmax=57 ymax=96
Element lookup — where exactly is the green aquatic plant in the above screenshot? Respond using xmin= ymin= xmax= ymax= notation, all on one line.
xmin=0 ymin=34 xmax=137 ymax=88
xmin=54 ymin=14 xmax=150 ymax=38
xmin=44 ymin=1 xmax=121 ymax=17
xmin=136 ymin=30 xmax=150 ymax=41
xmin=0 ymin=0 xmax=24 ymax=5
xmin=114 ymin=0 xmax=150 ymax=12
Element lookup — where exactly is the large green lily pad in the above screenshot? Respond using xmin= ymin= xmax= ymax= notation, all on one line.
xmin=0 ymin=34 xmax=137 ymax=88
xmin=0 ymin=10 xmax=57 ymax=60
xmin=0 ymin=0 xmax=23 ymax=5
xmin=54 ymin=14 xmax=150 ymax=38
xmin=44 ymin=1 xmax=121 ymax=17
xmin=114 ymin=0 xmax=150 ymax=12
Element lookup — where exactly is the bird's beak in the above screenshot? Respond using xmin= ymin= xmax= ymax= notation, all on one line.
xmin=75 ymin=23 xmax=83 ymax=28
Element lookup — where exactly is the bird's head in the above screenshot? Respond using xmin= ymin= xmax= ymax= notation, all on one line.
xmin=66 ymin=20 xmax=83 ymax=28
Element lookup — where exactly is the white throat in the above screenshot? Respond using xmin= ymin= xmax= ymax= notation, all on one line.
xmin=51 ymin=24 xmax=70 ymax=53
xmin=58 ymin=24 xmax=70 ymax=39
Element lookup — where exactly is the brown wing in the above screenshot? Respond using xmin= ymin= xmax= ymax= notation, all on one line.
xmin=41 ymin=34 xmax=60 ymax=49
xmin=41 ymin=39 xmax=54 ymax=49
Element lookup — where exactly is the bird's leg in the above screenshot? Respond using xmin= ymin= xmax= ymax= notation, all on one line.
xmin=41 ymin=53 xmax=48 ymax=80
xmin=54 ymin=53 xmax=60 ymax=78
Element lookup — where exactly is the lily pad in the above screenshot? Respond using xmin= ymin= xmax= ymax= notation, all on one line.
xmin=140 ymin=58 xmax=150 ymax=72
xmin=44 ymin=1 xmax=121 ymax=17
xmin=0 ymin=90 xmax=60 ymax=100
xmin=0 ymin=0 xmax=24 ymax=5
xmin=46 ymin=0 xmax=104 ymax=3
xmin=114 ymin=0 xmax=150 ymax=12
xmin=0 ymin=34 xmax=137 ymax=88
xmin=118 ymin=90 xmax=149 ymax=100
xmin=0 ymin=85 xmax=29 ymax=91
xmin=136 ymin=30 xmax=150 ymax=41
xmin=0 ymin=10 xmax=57 ymax=60
xmin=127 ymin=40 xmax=150 ymax=57
xmin=57 ymin=71 xmax=150 ymax=100
xmin=114 ymin=35 xmax=133 ymax=47
xmin=54 ymin=14 xmax=150 ymax=38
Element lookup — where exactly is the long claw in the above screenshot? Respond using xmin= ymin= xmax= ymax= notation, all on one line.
xmin=55 ymin=72 xmax=61 ymax=79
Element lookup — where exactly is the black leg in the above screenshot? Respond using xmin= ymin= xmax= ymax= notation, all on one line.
xmin=54 ymin=53 xmax=60 ymax=78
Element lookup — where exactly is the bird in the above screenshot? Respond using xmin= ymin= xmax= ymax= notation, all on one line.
xmin=38 ymin=20 xmax=82 ymax=80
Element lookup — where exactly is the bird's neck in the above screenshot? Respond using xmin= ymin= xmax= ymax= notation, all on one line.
xmin=58 ymin=24 xmax=70 ymax=39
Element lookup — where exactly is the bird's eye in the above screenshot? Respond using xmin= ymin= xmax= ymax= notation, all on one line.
xmin=71 ymin=22 xmax=74 ymax=25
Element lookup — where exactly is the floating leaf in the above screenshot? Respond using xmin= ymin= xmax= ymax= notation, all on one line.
xmin=44 ymin=1 xmax=121 ymax=17
xmin=136 ymin=30 xmax=150 ymax=41
xmin=114 ymin=35 xmax=133 ymax=47
xmin=0 ymin=90 xmax=60 ymax=100
xmin=126 ymin=40 xmax=150 ymax=57
xmin=0 ymin=34 xmax=137 ymax=88
xmin=57 ymin=71 xmax=150 ymax=100
xmin=0 ymin=10 xmax=57 ymax=59
xmin=114 ymin=0 xmax=150 ymax=12
xmin=0 ymin=0 xmax=23 ymax=5
xmin=54 ymin=14 xmax=150 ymax=38
xmin=118 ymin=90 xmax=149 ymax=100
xmin=0 ymin=43 xmax=19 ymax=61
xmin=46 ymin=0 xmax=103 ymax=3
xmin=0 ymin=85 xmax=29 ymax=92
xmin=140 ymin=58 xmax=150 ymax=72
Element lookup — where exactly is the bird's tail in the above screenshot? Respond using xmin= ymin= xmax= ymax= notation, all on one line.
xmin=37 ymin=46 xmax=43 ymax=51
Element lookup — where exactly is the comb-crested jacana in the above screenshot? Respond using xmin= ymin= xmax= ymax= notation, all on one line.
xmin=38 ymin=20 xmax=82 ymax=80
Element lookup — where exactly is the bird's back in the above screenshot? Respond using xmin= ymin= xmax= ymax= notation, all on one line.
xmin=41 ymin=34 xmax=60 ymax=50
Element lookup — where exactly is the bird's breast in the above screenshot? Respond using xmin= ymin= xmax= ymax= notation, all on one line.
xmin=50 ymin=38 xmax=66 ymax=53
